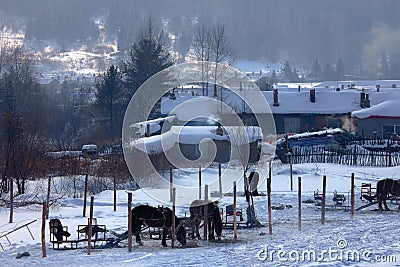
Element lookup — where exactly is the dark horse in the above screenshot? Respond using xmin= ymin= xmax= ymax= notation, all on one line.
xmin=376 ymin=178 xmax=400 ymax=211
xmin=131 ymin=204 xmax=186 ymax=247
xmin=189 ymin=200 xmax=223 ymax=240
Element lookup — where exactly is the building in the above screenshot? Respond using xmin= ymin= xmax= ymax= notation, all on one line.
xmin=352 ymin=99 xmax=400 ymax=139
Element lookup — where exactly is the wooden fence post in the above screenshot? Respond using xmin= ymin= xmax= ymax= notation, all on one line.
xmin=9 ymin=178 xmax=13 ymax=223
xmin=203 ymin=184 xmax=208 ymax=240
xmin=46 ymin=176 xmax=51 ymax=219
xmin=113 ymin=176 xmax=117 ymax=212
xmin=128 ymin=192 xmax=133 ymax=252
xmin=83 ymin=174 xmax=88 ymax=217
xmin=218 ymin=163 xmax=222 ymax=196
xmin=351 ymin=173 xmax=355 ymax=217
xmin=290 ymin=155 xmax=293 ymax=191
xmin=87 ymin=195 xmax=94 ymax=255
xmin=41 ymin=202 xmax=46 ymax=258
xmin=321 ymin=175 xmax=326 ymax=225
xmin=267 ymin=177 xmax=272 ymax=235
xmin=170 ymin=166 xmax=173 ymax=202
xmin=298 ymin=177 xmax=301 ymax=231
xmin=171 ymin=188 xmax=176 ymax=248
xmin=233 ymin=181 xmax=237 ymax=240
xmin=199 ymin=166 xmax=202 ymax=199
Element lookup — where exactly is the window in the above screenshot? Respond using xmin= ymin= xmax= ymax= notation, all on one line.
xmin=284 ymin=117 xmax=301 ymax=134
xmin=382 ymin=125 xmax=400 ymax=139
xmin=327 ymin=118 xmax=343 ymax=128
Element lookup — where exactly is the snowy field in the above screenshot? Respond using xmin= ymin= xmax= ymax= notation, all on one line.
xmin=1 ymin=163 xmax=400 ymax=266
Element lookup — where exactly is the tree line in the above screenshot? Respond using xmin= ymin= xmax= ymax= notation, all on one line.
xmin=0 ymin=18 xmax=234 ymax=195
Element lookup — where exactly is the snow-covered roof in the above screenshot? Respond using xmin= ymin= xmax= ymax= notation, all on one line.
xmin=351 ymin=98 xmax=400 ymax=119
xmin=162 ymin=87 xmax=399 ymax=116
xmin=131 ymin=126 xmax=262 ymax=154
xmin=129 ymin=116 xmax=176 ymax=136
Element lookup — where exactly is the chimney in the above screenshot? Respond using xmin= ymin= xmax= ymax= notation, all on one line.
xmin=360 ymin=92 xmax=366 ymax=108
xmin=310 ymin=89 xmax=316 ymax=103
xmin=376 ymin=84 xmax=380 ymax=92
xmin=363 ymin=94 xmax=370 ymax=108
xmin=273 ymin=89 xmax=279 ymax=106
xmin=145 ymin=123 xmax=151 ymax=137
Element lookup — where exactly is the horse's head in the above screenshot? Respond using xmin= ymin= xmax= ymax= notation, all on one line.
xmin=176 ymin=220 xmax=187 ymax=246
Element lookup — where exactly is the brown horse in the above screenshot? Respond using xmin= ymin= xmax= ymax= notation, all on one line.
xmin=131 ymin=205 xmax=187 ymax=247
xmin=189 ymin=200 xmax=223 ymax=240
xmin=376 ymin=178 xmax=400 ymax=211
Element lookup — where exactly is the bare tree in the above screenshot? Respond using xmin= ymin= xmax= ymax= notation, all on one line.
xmin=0 ymin=46 xmax=48 ymax=194
xmin=210 ymin=23 xmax=235 ymax=97
xmin=192 ymin=24 xmax=211 ymax=96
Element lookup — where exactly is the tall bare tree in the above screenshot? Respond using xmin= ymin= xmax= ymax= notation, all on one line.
xmin=210 ymin=23 xmax=234 ymax=97
xmin=192 ymin=24 xmax=211 ymax=96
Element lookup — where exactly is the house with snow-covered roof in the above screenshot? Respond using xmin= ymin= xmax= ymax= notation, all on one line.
xmin=161 ymin=84 xmax=400 ymax=135
xmin=352 ymin=98 xmax=400 ymax=138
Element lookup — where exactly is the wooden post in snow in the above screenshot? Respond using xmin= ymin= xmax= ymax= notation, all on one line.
xmin=321 ymin=175 xmax=326 ymax=225
xmin=351 ymin=173 xmax=355 ymax=217
xmin=41 ymin=202 xmax=46 ymax=258
xmin=170 ymin=166 xmax=173 ymax=202
xmin=290 ymin=155 xmax=293 ymax=191
xmin=113 ymin=176 xmax=117 ymax=212
xmin=298 ymin=177 xmax=302 ymax=231
xmin=83 ymin=174 xmax=88 ymax=217
xmin=87 ymin=195 xmax=94 ymax=255
xmin=233 ymin=181 xmax=237 ymax=240
xmin=46 ymin=176 xmax=51 ymax=219
xmin=198 ymin=166 xmax=202 ymax=199
xmin=9 ymin=178 xmax=13 ymax=223
xmin=267 ymin=176 xmax=272 ymax=235
xmin=218 ymin=163 xmax=222 ymax=196
xmin=171 ymin=188 xmax=176 ymax=248
xmin=203 ymin=184 xmax=208 ymax=240
xmin=128 ymin=192 xmax=133 ymax=252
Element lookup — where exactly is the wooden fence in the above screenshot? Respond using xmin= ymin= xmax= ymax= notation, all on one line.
xmin=290 ymin=145 xmax=400 ymax=167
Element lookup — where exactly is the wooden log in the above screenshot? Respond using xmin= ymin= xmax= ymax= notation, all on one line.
xmin=41 ymin=202 xmax=46 ymax=258
xmin=321 ymin=175 xmax=326 ymax=225
xmin=87 ymin=195 xmax=94 ymax=255
xmin=298 ymin=177 xmax=301 ymax=231
xmin=128 ymin=192 xmax=133 ymax=252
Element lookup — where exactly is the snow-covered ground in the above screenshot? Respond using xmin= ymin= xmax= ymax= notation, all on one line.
xmin=1 ymin=163 xmax=400 ymax=266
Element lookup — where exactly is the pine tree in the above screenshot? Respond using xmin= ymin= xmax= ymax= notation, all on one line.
xmin=312 ymin=59 xmax=322 ymax=80
xmin=124 ymin=19 xmax=172 ymax=99
xmin=95 ymin=65 xmax=124 ymax=142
